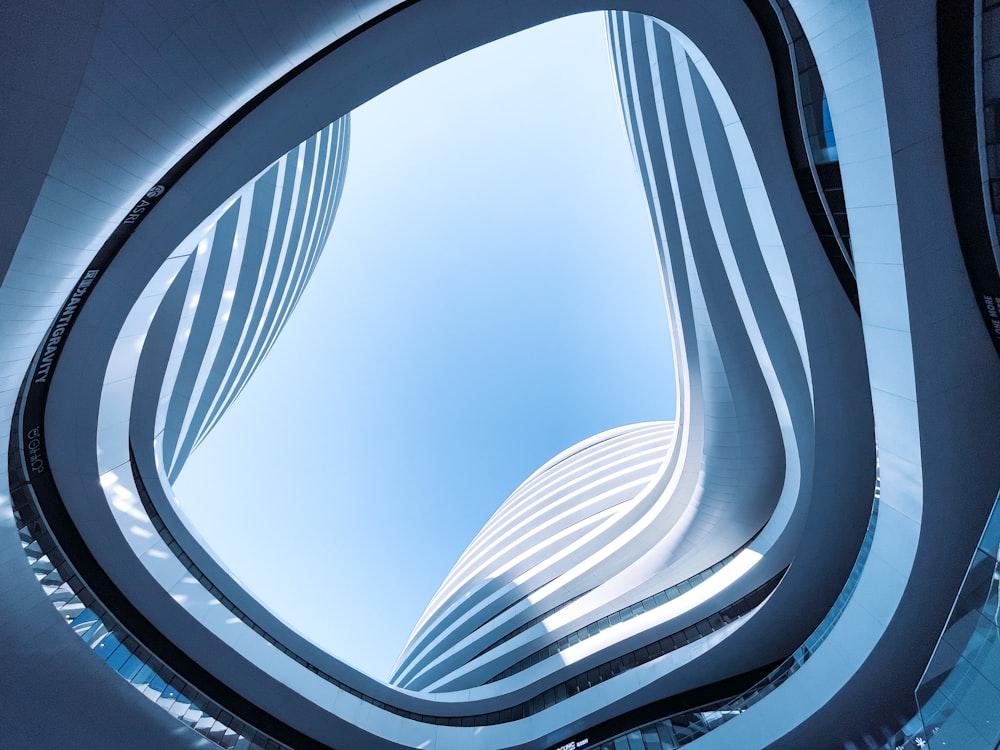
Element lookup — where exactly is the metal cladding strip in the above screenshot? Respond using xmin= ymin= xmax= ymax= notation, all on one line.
xmin=196 ymin=157 xmax=300 ymax=442
xmin=7 ymin=4 xmax=820 ymax=748
xmin=393 ymin=424 xmax=678 ymax=683
xmin=395 ymin=3 xmax=850 ymax=700
xmin=160 ymin=122 xmax=347 ymax=481
xmin=198 ymin=143 xmax=315 ymax=437
xmin=87 ymin=115 xmax=376 ymax=724
xmin=10 ymin=478 xmax=297 ymax=750
xmin=394 ymin=425 xmax=679 ymax=690
xmin=263 ymin=125 xmax=341 ymax=349
xmin=937 ymin=0 xmax=1000 ymax=357
xmin=10 ymin=391 xmax=788 ymax=735
xmin=8 ymin=0 xmax=417 ymax=426
xmin=741 ymin=0 xmax=859 ymax=313
xmin=600 ymin=10 xmax=882 ymax=748
xmin=557 ymin=476 xmax=880 ymax=750
xmin=169 ymin=164 xmax=283 ymax=465
xmin=17 ymin=10 xmax=820 ymax=740
xmin=482 ymin=535 xmax=767 ymax=686
xmin=10 ymin=327 xmax=331 ymax=748
xmin=4 ymin=1 xmax=996 ymax=749
xmin=455 ymin=429 xmax=674 ymax=566
xmin=10 ymin=118 xmax=350 ymax=750
xmin=164 ymin=133 xmax=322 ymax=472
xmin=21 ymin=11 xmax=756 ymax=750
xmin=160 ymin=202 xmax=242 ymax=474
xmin=620 ymin=2 xmax=812 ymax=617
xmin=670 ymin=0 xmax=1000 ymax=745
xmin=187 ymin=119 xmax=348 ymax=459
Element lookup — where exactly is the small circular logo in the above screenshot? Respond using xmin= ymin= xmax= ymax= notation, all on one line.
xmin=146 ymin=184 xmax=165 ymax=199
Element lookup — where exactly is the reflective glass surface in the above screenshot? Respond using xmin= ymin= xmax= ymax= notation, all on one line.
xmin=12 ymin=501 xmax=290 ymax=750
xmin=913 ymin=492 xmax=1000 ymax=749
xmin=569 ymin=474 xmax=880 ymax=750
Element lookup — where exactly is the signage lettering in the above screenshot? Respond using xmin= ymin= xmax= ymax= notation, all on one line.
xmin=985 ymin=294 xmax=1000 ymax=336
xmin=123 ymin=184 xmax=165 ymax=224
xmin=33 ymin=269 xmax=99 ymax=384
xmin=123 ymin=198 xmax=151 ymax=224
xmin=26 ymin=425 xmax=44 ymax=475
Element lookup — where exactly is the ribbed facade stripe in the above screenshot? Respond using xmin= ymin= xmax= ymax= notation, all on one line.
xmin=392 ymin=423 xmax=679 ymax=690
xmin=151 ymin=120 xmax=349 ymax=481
xmin=3 ymin=2 xmax=997 ymax=749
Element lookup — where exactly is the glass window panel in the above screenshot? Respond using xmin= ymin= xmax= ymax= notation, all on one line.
xmin=93 ymin=631 xmax=122 ymax=661
xmin=117 ymin=652 xmax=145 ymax=681
xmin=204 ymin=719 xmax=227 ymax=743
xmin=219 ymin=727 xmax=241 ymax=749
xmin=79 ymin=620 xmax=108 ymax=644
xmin=656 ymin=723 xmax=677 ymax=746
xmin=104 ymin=640 xmax=131 ymax=671
xmin=195 ymin=712 xmax=218 ymax=732
xmin=156 ymin=691 xmax=177 ymax=711
xmin=146 ymin=668 xmax=168 ymax=694
xmin=169 ymin=695 xmax=192 ymax=718
xmin=182 ymin=703 xmax=205 ymax=726
xmin=70 ymin=607 xmax=97 ymax=628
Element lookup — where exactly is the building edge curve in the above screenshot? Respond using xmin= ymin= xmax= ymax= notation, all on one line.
xmin=2 ymin=1 xmax=999 ymax=750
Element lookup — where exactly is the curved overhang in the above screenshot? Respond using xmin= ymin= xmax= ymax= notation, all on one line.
xmin=2 ymin=1 xmax=999 ymax=750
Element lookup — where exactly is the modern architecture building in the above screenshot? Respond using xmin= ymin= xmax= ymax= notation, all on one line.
xmin=2 ymin=1 xmax=999 ymax=749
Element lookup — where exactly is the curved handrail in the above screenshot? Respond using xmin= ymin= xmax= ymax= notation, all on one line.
xmin=564 ymin=473 xmax=880 ymax=750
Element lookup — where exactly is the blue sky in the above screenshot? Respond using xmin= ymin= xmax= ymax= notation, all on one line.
xmin=173 ymin=11 xmax=674 ymax=680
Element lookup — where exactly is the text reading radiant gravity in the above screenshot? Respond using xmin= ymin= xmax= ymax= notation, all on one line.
xmin=33 ymin=269 xmax=99 ymax=384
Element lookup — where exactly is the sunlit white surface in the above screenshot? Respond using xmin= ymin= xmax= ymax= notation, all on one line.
xmin=172 ymin=13 xmax=674 ymax=680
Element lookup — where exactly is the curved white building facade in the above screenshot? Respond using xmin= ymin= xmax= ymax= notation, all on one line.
xmin=2 ymin=2 xmax=999 ymax=750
